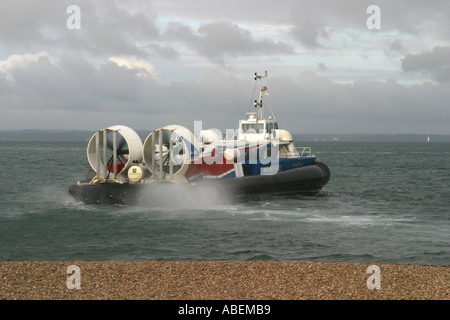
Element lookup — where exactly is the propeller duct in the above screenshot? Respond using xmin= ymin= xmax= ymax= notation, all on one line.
xmin=142 ymin=125 xmax=200 ymax=183
xmin=86 ymin=125 xmax=143 ymax=183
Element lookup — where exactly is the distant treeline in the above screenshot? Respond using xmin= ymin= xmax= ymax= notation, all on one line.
xmin=0 ymin=130 xmax=150 ymax=141
xmin=0 ymin=130 xmax=449 ymax=142
xmin=292 ymin=134 xmax=450 ymax=142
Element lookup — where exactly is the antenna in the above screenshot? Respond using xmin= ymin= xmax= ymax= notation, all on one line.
xmin=254 ymin=71 xmax=268 ymax=120
xmin=254 ymin=71 xmax=268 ymax=80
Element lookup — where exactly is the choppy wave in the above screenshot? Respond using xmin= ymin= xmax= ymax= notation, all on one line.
xmin=0 ymin=141 xmax=449 ymax=265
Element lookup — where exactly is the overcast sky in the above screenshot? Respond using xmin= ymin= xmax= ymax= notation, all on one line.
xmin=0 ymin=0 xmax=449 ymax=134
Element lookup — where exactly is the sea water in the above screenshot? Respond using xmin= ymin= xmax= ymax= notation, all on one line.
xmin=0 ymin=140 xmax=448 ymax=265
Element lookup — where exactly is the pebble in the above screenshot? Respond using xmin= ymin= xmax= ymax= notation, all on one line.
xmin=0 ymin=261 xmax=448 ymax=300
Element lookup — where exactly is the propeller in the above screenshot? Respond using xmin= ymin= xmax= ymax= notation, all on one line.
xmin=161 ymin=130 xmax=172 ymax=146
xmin=106 ymin=131 xmax=129 ymax=155
xmin=103 ymin=131 xmax=129 ymax=176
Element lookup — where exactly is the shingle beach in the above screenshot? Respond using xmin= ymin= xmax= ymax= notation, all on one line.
xmin=0 ymin=261 xmax=448 ymax=300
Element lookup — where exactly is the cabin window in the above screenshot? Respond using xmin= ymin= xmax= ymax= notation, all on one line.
xmin=267 ymin=122 xmax=278 ymax=133
xmin=241 ymin=123 xmax=265 ymax=134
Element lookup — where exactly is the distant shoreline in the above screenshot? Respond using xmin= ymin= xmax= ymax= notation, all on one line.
xmin=1 ymin=129 xmax=450 ymax=142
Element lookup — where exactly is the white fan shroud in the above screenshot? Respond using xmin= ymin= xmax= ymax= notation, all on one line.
xmin=142 ymin=125 xmax=200 ymax=182
xmin=86 ymin=125 xmax=143 ymax=183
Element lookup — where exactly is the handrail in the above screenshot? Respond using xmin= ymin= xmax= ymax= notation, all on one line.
xmin=295 ymin=147 xmax=312 ymax=157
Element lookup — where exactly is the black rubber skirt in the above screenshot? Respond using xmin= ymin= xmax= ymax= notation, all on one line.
xmin=68 ymin=162 xmax=331 ymax=205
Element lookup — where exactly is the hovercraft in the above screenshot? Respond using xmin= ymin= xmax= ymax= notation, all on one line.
xmin=69 ymin=71 xmax=330 ymax=205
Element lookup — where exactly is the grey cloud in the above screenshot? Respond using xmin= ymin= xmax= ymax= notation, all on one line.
xmin=288 ymin=0 xmax=450 ymax=48
xmin=318 ymin=63 xmax=327 ymax=71
xmin=153 ymin=0 xmax=450 ymax=42
xmin=0 ymin=1 xmax=292 ymax=63
xmin=59 ymin=2 xmax=161 ymax=59
xmin=401 ymin=47 xmax=450 ymax=83
xmin=1 ymin=1 xmax=293 ymax=63
xmin=0 ymin=1 xmax=161 ymax=58
xmin=268 ymin=72 xmax=450 ymax=134
xmin=0 ymin=54 xmax=251 ymax=130
xmin=2 ymin=56 xmax=450 ymax=134
xmin=0 ymin=0 xmax=57 ymax=45
xmin=3 ymin=0 xmax=447 ymax=62
xmin=290 ymin=20 xmax=326 ymax=48
xmin=1 ymin=54 xmax=147 ymax=113
xmin=1 ymin=1 xmax=449 ymax=134
xmin=389 ymin=39 xmax=404 ymax=52
xmin=145 ymin=44 xmax=180 ymax=59
xmin=0 ymin=72 xmax=11 ymax=95
xmin=151 ymin=0 xmax=298 ymax=25
xmin=289 ymin=0 xmax=367 ymax=48
xmin=289 ymin=2 xmax=333 ymax=48
xmin=164 ymin=21 xmax=293 ymax=63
